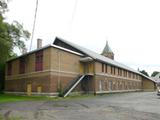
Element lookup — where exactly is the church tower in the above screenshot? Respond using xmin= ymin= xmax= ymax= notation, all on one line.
xmin=101 ymin=41 xmax=114 ymax=60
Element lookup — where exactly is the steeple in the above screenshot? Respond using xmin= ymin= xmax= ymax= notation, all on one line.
xmin=101 ymin=41 xmax=114 ymax=60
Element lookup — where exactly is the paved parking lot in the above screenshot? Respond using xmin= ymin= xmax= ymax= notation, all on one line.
xmin=0 ymin=92 xmax=160 ymax=120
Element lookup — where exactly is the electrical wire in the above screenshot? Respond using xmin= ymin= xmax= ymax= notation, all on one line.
xmin=29 ymin=0 xmax=39 ymax=51
xmin=69 ymin=0 xmax=78 ymax=32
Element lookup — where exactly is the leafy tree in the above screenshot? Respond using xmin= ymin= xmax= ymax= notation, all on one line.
xmin=0 ymin=1 xmax=30 ymax=91
xmin=0 ymin=16 xmax=30 ymax=63
xmin=151 ymin=71 xmax=160 ymax=77
xmin=0 ymin=0 xmax=8 ymax=14
xmin=139 ymin=70 xmax=149 ymax=77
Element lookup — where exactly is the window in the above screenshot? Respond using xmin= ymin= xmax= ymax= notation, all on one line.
xmin=35 ymin=50 xmax=43 ymax=71
xmin=120 ymin=69 xmax=122 ymax=76
xmin=118 ymin=68 xmax=119 ymax=75
xmin=19 ymin=58 xmax=25 ymax=74
xmin=108 ymin=81 xmax=112 ymax=91
xmin=105 ymin=64 xmax=108 ymax=73
xmin=113 ymin=67 xmax=116 ymax=75
xmin=133 ymin=73 xmax=135 ymax=79
xmin=7 ymin=62 xmax=12 ymax=76
xmin=118 ymin=68 xmax=121 ymax=76
xmin=128 ymin=72 xmax=131 ymax=78
xmin=37 ymin=85 xmax=42 ymax=93
xmin=123 ymin=70 xmax=127 ymax=77
xmin=99 ymin=80 xmax=102 ymax=91
xmin=102 ymin=63 xmax=104 ymax=72
xmin=123 ymin=70 xmax=125 ymax=77
xmin=126 ymin=71 xmax=127 ymax=77
xmin=111 ymin=66 xmax=115 ymax=75
xmin=111 ymin=66 xmax=113 ymax=74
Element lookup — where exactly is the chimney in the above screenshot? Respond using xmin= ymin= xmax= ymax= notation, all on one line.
xmin=37 ymin=38 xmax=42 ymax=49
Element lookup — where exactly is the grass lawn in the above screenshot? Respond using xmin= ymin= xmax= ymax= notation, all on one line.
xmin=0 ymin=115 xmax=22 ymax=120
xmin=0 ymin=94 xmax=56 ymax=103
xmin=0 ymin=93 xmax=95 ymax=103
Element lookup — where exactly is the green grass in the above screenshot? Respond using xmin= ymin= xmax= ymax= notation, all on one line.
xmin=0 ymin=92 xmax=129 ymax=103
xmin=0 ymin=94 xmax=56 ymax=103
xmin=0 ymin=93 xmax=96 ymax=103
xmin=0 ymin=115 xmax=22 ymax=120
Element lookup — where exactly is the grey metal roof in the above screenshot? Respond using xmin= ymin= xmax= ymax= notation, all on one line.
xmin=7 ymin=44 xmax=52 ymax=62
xmin=7 ymin=44 xmax=83 ymax=62
xmin=54 ymin=37 xmax=155 ymax=82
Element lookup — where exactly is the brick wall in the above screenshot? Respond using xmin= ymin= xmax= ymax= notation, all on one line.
xmin=142 ymin=78 xmax=155 ymax=91
xmin=5 ymin=75 xmax=50 ymax=92
xmin=5 ymin=46 xmax=83 ymax=95
xmin=95 ymin=74 xmax=142 ymax=92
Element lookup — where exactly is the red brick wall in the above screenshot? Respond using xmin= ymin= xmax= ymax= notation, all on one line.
xmin=5 ymin=75 xmax=50 ymax=93
xmin=95 ymin=75 xmax=142 ymax=92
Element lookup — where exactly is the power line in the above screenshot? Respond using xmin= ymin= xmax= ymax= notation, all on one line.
xmin=29 ymin=0 xmax=39 ymax=51
xmin=69 ymin=0 xmax=78 ymax=32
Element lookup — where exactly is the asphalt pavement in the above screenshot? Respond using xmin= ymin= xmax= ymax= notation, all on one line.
xmin=0 ymin=92 xmax=160 ymax=120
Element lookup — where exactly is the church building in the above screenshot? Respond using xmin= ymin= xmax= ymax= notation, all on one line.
xmin=5 ymin=37 xmax=155 ymax=97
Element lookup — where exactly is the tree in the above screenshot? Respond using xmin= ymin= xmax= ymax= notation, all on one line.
xmin=0 ymin=1 xmax=30 ymax=91
xmin=0 ymin=0 xmax=8 ymax=14
xmin=0 ymin=16 xmax=30 ymax=63
xmin=139 ymin=70 xmax=149 ymax=77
xmin=151 ymin=71 xmax=160 ymax=77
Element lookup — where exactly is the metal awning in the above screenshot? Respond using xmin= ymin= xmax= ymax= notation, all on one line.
xmin=80 ymin=57 xmax=93 ymax=62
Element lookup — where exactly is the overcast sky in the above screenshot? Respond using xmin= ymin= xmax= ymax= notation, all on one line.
xmin=6 ymin=0 xmax=160 ymax=75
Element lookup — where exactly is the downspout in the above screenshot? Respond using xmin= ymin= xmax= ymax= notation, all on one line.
xmin=58 ymin=50 xmax=61 ymax=90
xmin=93 ymin=60 xmax=96 ymax=95
xmin=49 ymin=48 xmax=52 ymax=93
xmin=141 ymin=77 xmax=144 ymax=91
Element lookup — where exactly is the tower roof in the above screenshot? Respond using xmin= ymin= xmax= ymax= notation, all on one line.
xmin=102 ymin=41 xmax=113 ymax=54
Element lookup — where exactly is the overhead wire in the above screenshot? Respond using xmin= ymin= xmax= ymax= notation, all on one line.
xmin=29 ymin=0 xmax=39 ymax=51
xmin=29 ymin=0 xmax=78 ymax=50
xmin=69 ymin=0 xmax=78 ymax=32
